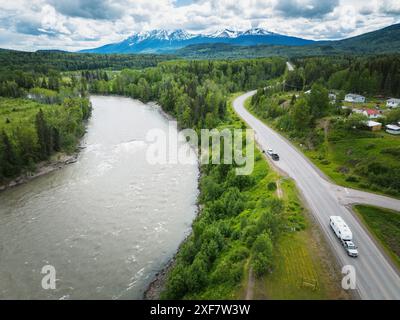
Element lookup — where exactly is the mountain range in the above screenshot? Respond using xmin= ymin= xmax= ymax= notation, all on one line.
xmin=79 ymin=28 xmax=315 ymax=54
xmin=176 ymin=23 xmax=400 ymax=59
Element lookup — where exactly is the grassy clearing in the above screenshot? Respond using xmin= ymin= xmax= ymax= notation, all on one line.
xmin=252 ymin=230 xmax=344 ymax=300
xmin=304 ymin=128 xmax=400 ymax=195
xmin=354 ymin=205 xmax=400 ymax=269
xmin=0 ymin=97 xmax=58 ymax=133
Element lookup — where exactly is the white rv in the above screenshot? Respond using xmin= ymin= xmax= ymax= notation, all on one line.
xmin=330 ymin=216 xmax=358 ymax=257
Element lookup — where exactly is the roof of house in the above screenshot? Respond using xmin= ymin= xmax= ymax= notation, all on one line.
xmin=364 ymin=109 xmax=380 ymax=115
xmin=346 ymin=93 xmax=365 ymax=99
xmin=366 ymin=121 xmax=382 ymax=127
xmin=387 ymin=98 xmax=400 ymax=103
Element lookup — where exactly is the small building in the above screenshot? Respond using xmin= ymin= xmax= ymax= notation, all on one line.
xmin=329 ymin=93 xmax=337 ymax=101
xmin=365 ymin=120 xmax=382 ymax=132
xmin=386 ymin=124 xmax=400 ymax=135
xmin=363 ymin=109 xmax=381 ymax=119
xmin=386 ymin=98 xmax=400 ymax=109
xmin=345 ymin=94 xmax=366 ymax=103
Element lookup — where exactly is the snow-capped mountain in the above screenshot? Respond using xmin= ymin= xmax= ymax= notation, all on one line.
xmin=242 ymin=28 xmax=275 ymax=36
xmin=80 ymin=28 xmax=314 ymax=54
xmin=127 ymin=29 xmax=195 ymax=45
xmin=210 ymin=28 xmax=240 ymax=38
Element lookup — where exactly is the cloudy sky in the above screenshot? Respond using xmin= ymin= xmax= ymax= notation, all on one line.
xmin=1 ymin=0 xmax=399 ymax=51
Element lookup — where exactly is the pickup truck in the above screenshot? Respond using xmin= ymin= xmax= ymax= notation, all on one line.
xmin=341 ymin=239 xmax=359 ymax=258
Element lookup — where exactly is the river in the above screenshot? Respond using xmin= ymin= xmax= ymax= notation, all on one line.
xmin=0 ymin=96 xmax=199 ymax=299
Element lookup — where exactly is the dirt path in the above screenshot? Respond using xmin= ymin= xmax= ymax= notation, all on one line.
xmin=276 ymin=179 xmax=283 ymax=199
xmin=245 ymin=266 xmax=255 ymax=300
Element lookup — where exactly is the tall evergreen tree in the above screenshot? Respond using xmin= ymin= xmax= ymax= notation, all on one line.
xmin=0 ymin=130 xmax=20 ymax=177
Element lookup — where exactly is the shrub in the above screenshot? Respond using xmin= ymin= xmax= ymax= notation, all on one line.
xmin=346 ymin=175 xmax=359 ymax=183
xmin=251 ymin=233 xmax=274 ymax=277
xmin=381 ymin=148 xmax=400 ymax=157
xmin=267 ymin=182 xmax=277 ymax=191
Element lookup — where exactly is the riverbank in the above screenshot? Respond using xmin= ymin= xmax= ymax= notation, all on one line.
xmin=0 ymin=151 xmax=80 ymax=192
xmin=144 ymin=245 xmax=178 ymax=300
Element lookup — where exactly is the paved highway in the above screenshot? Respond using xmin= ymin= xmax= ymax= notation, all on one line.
xmin=233 ymin=91 xmax=400 ymax=300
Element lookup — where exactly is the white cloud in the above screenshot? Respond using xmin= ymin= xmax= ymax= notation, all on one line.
xmin=0 ymin=0 xmax=398 ymax=51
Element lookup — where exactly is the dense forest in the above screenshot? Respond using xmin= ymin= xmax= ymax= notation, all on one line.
xmin=88 ymin=58 xmax=287 ymax=129
xmin=286 ymin=55 xmax=400 ymax=97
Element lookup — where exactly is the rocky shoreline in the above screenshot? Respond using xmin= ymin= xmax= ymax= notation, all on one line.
xmin=0 ymin=152 xmax=80 ymax=192
xmin=143 ymin=252 xmax=177 ymax=300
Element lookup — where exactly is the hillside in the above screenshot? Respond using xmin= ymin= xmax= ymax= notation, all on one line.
xmin=330 ymin=23 xmax=400 ymax=53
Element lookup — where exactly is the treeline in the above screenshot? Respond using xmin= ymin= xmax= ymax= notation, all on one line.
xmin=0 ymin=49 xmax=175 ymax=73
xmin=286 ymin=55 xmax=400 ymax=97
xmin=89 ymin=58 xmax=287 ymax=128
xmin=0 ymin=49 xmax=174 ymax=99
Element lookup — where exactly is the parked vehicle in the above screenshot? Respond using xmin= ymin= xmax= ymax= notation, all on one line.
xmin=330 ymin=216 xmax=358 ymax=257
xmin=267 ymin=149 xmax=274 ymax=156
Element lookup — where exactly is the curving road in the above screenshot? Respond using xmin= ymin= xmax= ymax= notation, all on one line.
xmin=233 ymin=91 xmax=400 ymax=300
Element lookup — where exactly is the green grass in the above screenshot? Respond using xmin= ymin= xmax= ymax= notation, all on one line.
xmin=304 ymin=130 xmax=400 ymax=197
xmin=252 ymin=230 xmax=342 ymax=300
xmin=354 ymin=205 xmax=400 ymax=269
